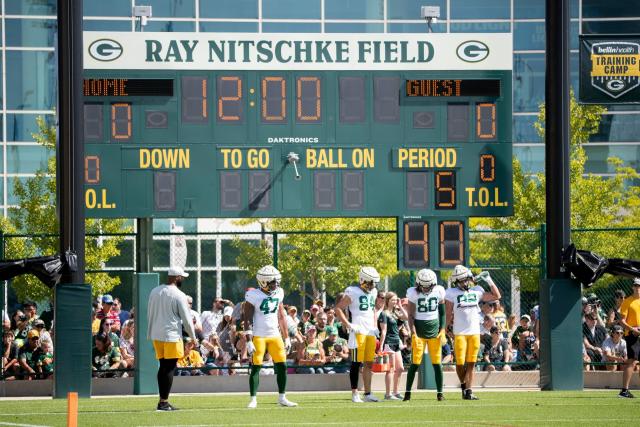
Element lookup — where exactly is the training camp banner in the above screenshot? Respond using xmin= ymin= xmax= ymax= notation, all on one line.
xmin=580 ymin=35 xmax=640 ymax=104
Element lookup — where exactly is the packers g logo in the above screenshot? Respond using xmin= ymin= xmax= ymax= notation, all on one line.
xmin=88 ymin=39 xmax=123 ymax=62
xmin=456 ymin=41 xmax=490 ymax=63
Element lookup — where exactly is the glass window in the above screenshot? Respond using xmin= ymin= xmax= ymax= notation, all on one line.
xmin=152 ymin=218 xmax=197 ymax=232
xmin=513 ymin=53 xmax=545 ymax=113
xmin=144 ymin=21 xmax=195 ymax=32
xmin=451 ymin=22 xmax=510 ymax=33
xmin=83 ymin=20 xmax=132 ymax=31
xmin=9 ymin=177 xmax=48 ymax=205
xmin=105 ymin=239 xmax=134 ymax=268
xmin=584 ymin=145 xmax=640 ymax=174
xmin=6 ymin=0 xmax=56 ymax=15
xmin=514 ymin=0 xmax=578 ymax=18
xmin=142 ymin=0 xmax=195 ymax=18
xmin=200 ymin=271 xmax=217 ymax=309
xmin=388 ymin=0 xmax=447 ymax=19
xmin=6 ymin=51 xmax=57 ymax=110
xmin=262 ymin=22 xmax=321 ymax=33
xmin=325 ymin=0 xmax=384 ymax=19
xmin=200 ymin=22 xmax=258 ymax=33
xmin=450 ymin=0 xmax=509 ymax=19
xmin=5 ymin=19 xmax=57 ymax=48
xmin=582 ymin=0 xmax=640 ymax=18
xmin=0 ymin=144 xmax=4 ymax=174
xmin=200 ymin=0 xmax=258 ymax=18
xmin=513 ymin=145 xmax=544 ymax=173
xmin=513 ymin=116 xmax=542 ymax=143
xmin=6 ymin=114 xmax=55 ymax=141
xmin=325 ymin=23 xmax=384 ymax=33
xmin=514 ymin=22 xmax=579 ymax=51
xmin=590 ymin=114 xmax=640 ymax=143
xmin=388 ymin=23 xmax=446 ymax=33
xmin=583 ymin=21 xmax=640 ymax=35
xmin=222 ymin=239 xmax=253 ymax=266
xmin=262 ymin=0 xmax=321 ymax=19
xmin=221 ymin=270 xmax=250 ymax=302
xmin=83 ymin=0 xmax=131 ymax=16
xmin=200 ymin=239 xmax=216 ymax=266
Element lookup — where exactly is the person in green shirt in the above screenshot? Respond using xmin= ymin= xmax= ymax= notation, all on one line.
xmin=322 ymin=327 xmax=349 ymax=373
xmin=92 ymin=333 xmax=123 ymax=378
xmin=379 ymin=292 xmax=408 ymax=400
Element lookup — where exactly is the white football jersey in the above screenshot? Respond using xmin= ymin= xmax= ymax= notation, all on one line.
xmin=344 ymin=285 xmax=377 ymax=335
xmin=406 ymin=285 xmax=446 ymax=321
xmin=245 ymin=287 xmax=284 ymax=337
xmin=445 ymin=286 xmax=485 ymax=335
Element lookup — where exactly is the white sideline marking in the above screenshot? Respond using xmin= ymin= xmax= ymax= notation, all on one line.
xmin=136 ymin=420 xmax=639 ymax=427
xmin=0 ymin=423 xmax=51 ymax=427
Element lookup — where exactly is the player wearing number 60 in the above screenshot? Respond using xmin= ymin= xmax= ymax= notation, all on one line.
xmin=403 ymin=269 xmax=447 ymax=402
xmin=335 ymin=266 xmax=381 ymax=403
xmin=445 ymin=265 xmax=501 ymax=400
xmin=242 ymin=265 xmax=297 ymax=409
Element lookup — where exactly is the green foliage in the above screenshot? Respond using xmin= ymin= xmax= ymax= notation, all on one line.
xmin=1 ymin=117 xmax=130 ymax=301
xmin=474 ymin=91 xmax=640 ymax=291
xmin=233 ymin=217 xmax=396 ymax=300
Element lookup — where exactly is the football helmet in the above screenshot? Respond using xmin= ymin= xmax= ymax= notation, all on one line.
xmin=415 ymin=269 xmax=438 ymax=294
xmin=451 ymin=264 xmax=473 ymax=291
xmin=256 ymin=265 xmax=281 ymax=294
xmin=359 ymin=266 xmax=380 ymax=292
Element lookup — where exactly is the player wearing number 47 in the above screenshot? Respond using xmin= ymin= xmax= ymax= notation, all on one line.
xmin=403 ymin=269 xmax=447 ymax=402
xmin=445 ymin=265 xmax=501 ymax=400
xmin=243 ymin=265 xmax=297 ymax=409
xmin=335 ymin=266 xmax=381 ymax=403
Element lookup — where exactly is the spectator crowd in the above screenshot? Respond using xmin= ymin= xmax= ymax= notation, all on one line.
xmin=1 ymin=284 xmax=637 ymax=379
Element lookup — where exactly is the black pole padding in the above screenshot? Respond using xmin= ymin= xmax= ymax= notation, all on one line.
xmin=57 ymin=0 xmax=85 ymax=284
xmin=544 ymin=0 xmax=571 ymax=280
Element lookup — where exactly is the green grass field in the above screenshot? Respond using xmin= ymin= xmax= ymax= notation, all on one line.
xmin=0 ymin=391 xmax=638 ymax=426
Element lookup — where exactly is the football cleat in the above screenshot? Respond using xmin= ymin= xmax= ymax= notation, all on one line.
xmin=352 ymin=393 xmax=364 ymax=403
xmin=363 ymin=393 xmax=380 ymax=402
xmin=278 ymin=397 xmax=298 ymax=407
xmin=619 ymin=390 xmax=635 ymax=399
xmin=463 ymin=389 xmax=479 ymax=400
xmin=402 ymin=392 xmax=411 ymax=401
xmin=256 ymin=265 xmax=281 ymax=294
xmin=156 ymin=401 xmax=178 ymax=411
xmin=416 ymin=269 xmax=438 ymax=294
xmin=384 ymin=394 xmax=401 ymax=400
xmin=437 ymin=392 xmax=445 ymax=401
xmin=247 ymin=398 xmax=257 ymax=408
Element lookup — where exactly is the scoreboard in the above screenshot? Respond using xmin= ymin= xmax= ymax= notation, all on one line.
xmin=83 ymin=32 xmax=513 ymax=269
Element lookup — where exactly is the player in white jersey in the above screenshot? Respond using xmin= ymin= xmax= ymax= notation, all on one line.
xmin=243 ymin=265 xmax=297 ymax=408
xmin=335 ymin=266 xmax=380 ymax=403
xmin=404 ymin=269 xmax=447 ymax=401
xmin=445 ymin=265 xmax=501 ymax=400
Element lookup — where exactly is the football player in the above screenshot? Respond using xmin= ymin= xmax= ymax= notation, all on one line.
xmin=243 ymin=265 xmax=297 ymax=408
xmin=403 ymin=268 xmax=446 ymax=401
xmin=445 ymin=265 xmax=501 ymax=400
xmin=335 ymin=266 xmax=381 ymax=403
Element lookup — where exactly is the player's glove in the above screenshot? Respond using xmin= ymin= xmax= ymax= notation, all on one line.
xmin=437 ymin=329 xmax=447 ymax=346
xmin=474 ymin=271 xmax=491 ymax=285
xmin=284 ymin=337 xmax=292 ymax=353
xmin=246 ymin=340 xmax=256 ymax=356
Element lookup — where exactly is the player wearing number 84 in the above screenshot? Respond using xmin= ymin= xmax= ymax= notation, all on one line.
xmin=243 ymin=265 xmax=297 ymax=409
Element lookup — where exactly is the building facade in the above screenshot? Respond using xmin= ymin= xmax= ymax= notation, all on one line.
xmin=2 ymin=0 xmax=639 ymax=308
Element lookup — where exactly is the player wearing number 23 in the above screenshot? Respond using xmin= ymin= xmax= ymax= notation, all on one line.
xmin=335 ymin=266 xmax=381 ymax=403
xmin=445 ymin=265 xmax=501 ymax=401
xmin=404 ymin=269 xmax=446 ymax=402
xmin=243 ymin=265 xmax=297 ymax=409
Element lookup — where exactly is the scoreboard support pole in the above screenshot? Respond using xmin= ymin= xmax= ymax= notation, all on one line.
xmin=136 ymin=218 xmax=153 ymax=273
xmin=134 ymin=273 xmax=160 ymax=395
xmin=539 ymin=0 xmax=583 ymax=391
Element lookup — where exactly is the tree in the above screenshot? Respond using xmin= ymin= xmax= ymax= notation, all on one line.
xmin=473 ymin=91 xmax=640 ymax=290
xmin=233 ymin=217 xmax=396 ymax=301
xmin=1 ymin=117 xmax=130 ymax=301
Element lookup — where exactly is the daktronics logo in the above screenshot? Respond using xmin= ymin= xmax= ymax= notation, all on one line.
xmin=88 ymin=39 xmax=123 ymax=62
xmin=456 ymin=41 xmax=490 ymax=63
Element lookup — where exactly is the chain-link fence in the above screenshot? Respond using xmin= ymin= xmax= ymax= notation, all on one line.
xmin=2 ymin=225 xmax=639 ymax=383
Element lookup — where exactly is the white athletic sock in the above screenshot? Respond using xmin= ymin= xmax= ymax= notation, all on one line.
xmin=279 ymin=393 xmax=285 ymax=400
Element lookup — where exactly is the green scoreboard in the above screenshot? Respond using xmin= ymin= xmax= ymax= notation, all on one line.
xmin=83 ymin=32 xmax=513 ymax=270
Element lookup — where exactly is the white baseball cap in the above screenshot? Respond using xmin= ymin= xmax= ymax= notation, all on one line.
xmin=168 ymin=266 xmax=189 ymax=278
xmin=223 ymin=306 xmax=234 ymax=317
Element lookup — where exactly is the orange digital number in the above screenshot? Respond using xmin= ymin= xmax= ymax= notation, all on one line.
xmin=262 ymin=77 xmax=286 ymax=121
xmin=480 ymin=154 xmax=496 ymax=182
xmin=476 ymin=103 xmax=496 ymax=139
xmin=84 ymin=156 xmax=100 ymax=184
xmin=297 ymin=76 xmax=321 ymax=121
xmin=404 ymin=222 xmax=429 ymax=263
xmin=435 ymin=171 xmax=456 ymax=209
xmin=440 ymin=221 xmax=464 ymax=265
xmin=218 ymin=76 xmax=241 ymax=121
